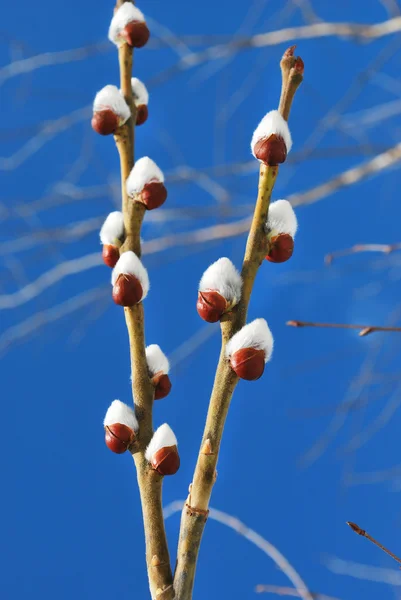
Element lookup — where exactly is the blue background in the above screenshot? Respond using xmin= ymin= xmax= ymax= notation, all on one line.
xmin=2 ymin=1 xmax=401 ymax=598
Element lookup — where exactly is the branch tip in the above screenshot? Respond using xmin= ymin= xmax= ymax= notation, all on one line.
xmin=347 ymin=521 xmax=365 ymax=536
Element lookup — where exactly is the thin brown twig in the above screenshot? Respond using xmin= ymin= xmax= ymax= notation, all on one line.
xmin=173 ymin=48 xmax=310 ymax=600
xmin=287 ymin=320 xmax=401 ymax=336
xmin=325 ymin=242 xmax=401 ymax=264
xmin=347 ymin=522 xmax=401 ymax=567
xmin=112 ymin=1 xmax=173 ymax=598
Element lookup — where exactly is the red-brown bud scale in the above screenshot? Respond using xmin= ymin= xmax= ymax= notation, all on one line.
xmin=254 ymin=134 xmax=287 ymax=166
xmin=140 ymin=181 xmax=167 ymax=210
xmin=136 ymin=104 xmax=148 ymax=126
xmin=265 ymin=233 xmax=294 ymax=263
xmin=105 ymin=423 xmax=136 ymax=454
xmin=112 ymin=273 xmax=143 ymax=306
xmin=102 ymin=244 xmax=120 ymax=268
xmin=152 ymin=372 xmax=172 ymax=400
xmin=121 ymin=21 xmax=150 ymax=48
xmin=91 ymin=110 xmax=120 ymax=136
xmin=197 ymin=291 xmax=228 ymax=323
xmin=230 ymin=347 xmax=265 ymax=380
xmin=151 ymin=445 xmax=180 ymax=476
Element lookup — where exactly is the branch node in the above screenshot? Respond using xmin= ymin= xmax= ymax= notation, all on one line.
xmin=201 ymin=439 xmax=214 ymax=455
xmin=185 ymin=503 xmax=209 ymax=521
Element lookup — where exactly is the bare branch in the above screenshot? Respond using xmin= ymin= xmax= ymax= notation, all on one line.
xmin=325 ymin=243 xmax=401 ymax=264
xmin=255 ymin=585 xmax=340 ymax=600
xmin=347 ymin=522 xmax=401 ymax=566
xmin=164 ymin=502 xmax=313 ymax=600
xmin=149 ymin=17 xmax=401 ymax=84
xmin=325 ymin=555 xmax=401 ymax=585
xmin=287 ymin=320 xmax=401 ymax=336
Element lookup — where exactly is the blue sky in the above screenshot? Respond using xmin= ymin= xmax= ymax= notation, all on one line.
xmin=2 ymin=1 xmax=401 ymax=599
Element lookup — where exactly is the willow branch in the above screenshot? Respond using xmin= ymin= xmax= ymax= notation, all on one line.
xmin=286 ymin=320 xmax=401 ymax=337
xmin=325 ymin=242 xmax=401 ymax=264
xmin=173 ymin=49 xmax=305 ymax=600
xmin=113 ymin=2 xmax=173 ymax=598
xmin=347 ymin=522 xmax=401 ymax=567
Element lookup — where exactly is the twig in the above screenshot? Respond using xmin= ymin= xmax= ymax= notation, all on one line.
xmin=325 ymin=242 xmax=401 ymax=264
xmin=164 ymin=502 xmax=313 ymax=600
xmin=325 ymin=555 xmax=401 ymax=585
xmin=289 ymin=142 xmax=401 ymax=207
xmin=112 ymin=1 xmax=173 ymax=597
xmin=149 ymin=17 xmax=401 ymax=84
xmin=173 ymin=48 xmax=304 ymax=600
xmin=255 ymin=585 xmax=340 ymax=600
xmin=286 ymin=320 xmax=401 ymax=336
xmin=347 ymin=522 xmax=401 ymax=567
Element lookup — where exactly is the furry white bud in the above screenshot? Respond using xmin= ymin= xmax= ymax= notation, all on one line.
xmin=108 ymin=3 xmax=146 ymax=46
xmin=267 ymin=200 xmax=298 ymax=238
xmin=104 ymin=399 xmax=138 ymax=431
xmin=126 ymin=157 xmax=164 ymax=196
xmin=146 ymin=344 xmax=169 ymax=376
xmin=251 ymin=110 xmax=292 ymax=158
xmin=111 ymin=251 xmax=149 ymax=299
xmin=93 ymin=85 xmax=131 ymax=124
xmin=131 ymin=78 xmax=149 ymax=107
xmin=199 ymin=257 xmax=242 ymax=305
xmin=145 ymin=424 xmax=177 ymax=461
xmin=225 ymin=318 xmax=273 ymax=363
xmin=100 ymin=211 xmax=124 ymax=245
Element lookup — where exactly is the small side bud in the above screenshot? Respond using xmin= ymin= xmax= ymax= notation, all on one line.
xmin=111 ymin=251 xmax=149 ymax=306
xmin=226 ymin=319 xmax=274 ymax=381
xmin=197 ymin=257 xmax=242 ymax=323
xmin=104 ymin=400 xmax=138 ymax=454
xmin=100 ymin=211 xmax=125 ymax=268
xmin=201 ymin=439 xmax=214 ymax=455
xmin=126 ymin=157 xmax=167 ymax=210
xmin=108 ymin=3 xmax=150 ymax=49
xmin=251 ymin=110 xmax=292 ymax=166
xmin=92 ymin=85 xmax=130 ymax=136
xmin=145 ymin=424 xmax=180 ymax=476
xmin=131 ymin=78 xmax=149 ymax=126
xmin=145 ymin=344 xmax=172 ymax=400
xmin=265 ymin=200 xmax=297 ymax=264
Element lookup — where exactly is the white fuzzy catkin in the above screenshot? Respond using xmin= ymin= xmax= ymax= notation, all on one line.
xmin=111 ymin=251 xmax=150 ymax=299
xmin=146 ymin=344 xmax=169 ymax=375
xmin=93 ymin=85 xmax=131 ymax=123
xmin=199 ymin=257 xmax=242 ymax=305
xmin=100 ymin=211 xmax=124 ymax=245
xmin=145 ymin=424 xmax=177 ymax=461
xmin=267 ymin=200 xmax=298 ymax=238
xmin=251 ymin=110 xmax=292 ymax=158
xmin=108 ymin=3 xmax=146 ymax=46
xmin=104 ymin=399 xmax=138 ymax=431
xmin=131 ymin=78 xmax=149 ymax=106
xmin=225 ymin=318 xmax=273 ymax=363
xmin=126 ymin=157 xmax=164 ymax=196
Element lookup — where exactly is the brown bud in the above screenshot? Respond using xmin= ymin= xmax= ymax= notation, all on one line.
xmin=121 ymin=21 xmax=150 ymax=48
xmin=265 ymin=233 xmax=294 ymax=263
xmin=254 ymin=134 xmax=287 ymax=166
xmin=151 ymin=445 xmax=180 ymax=476
xmin=201 ymin=439 xmax=214 ymax=455
xmin=196 ymin=291 xmax=228 ymax=323
xmin=230 ymin=347 xmax=265 ymax=381
xmin=105 ymin=423 xmax=136 ymax=454
xmin=102 ymin=244 xmax=120 ymax=268
xmin=91 ymin=109 xmax=119 ymax=136
xmin=294 ymin=56 xmax=304 ymax=75
xmin=112 ymin=273 xmax=143 ymax=306
xmin=140 ymin=182 xmax=167 ymax=210
xmin=136 ymin=104 xmax=148 ymax=126
xmin=152 ymin=372 xmax=172 ymax=400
